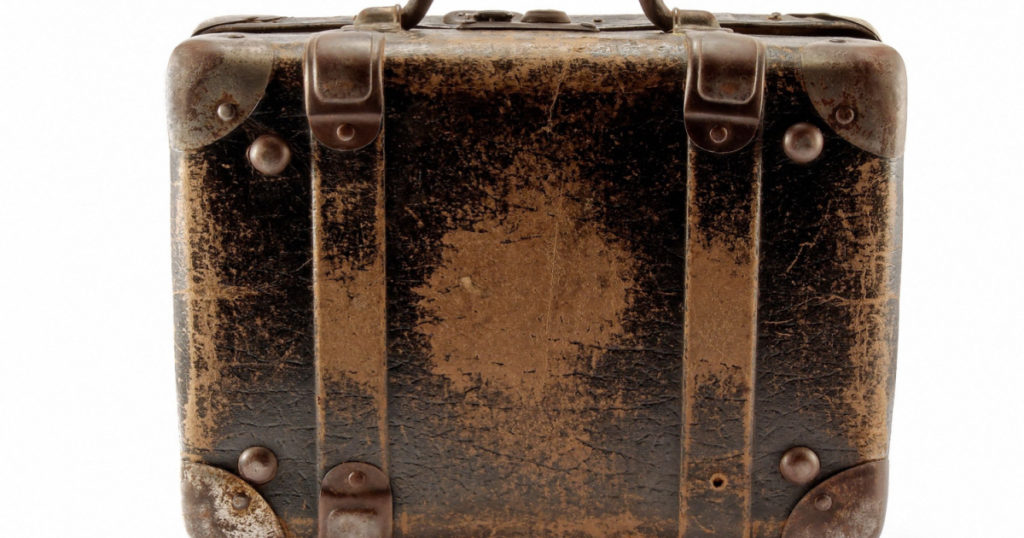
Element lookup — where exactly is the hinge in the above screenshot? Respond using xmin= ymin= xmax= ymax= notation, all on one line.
xmin=683 ymin=31 xmax=766 ymax=153
xmin=304 ymin=30 xmax=384 ymax=151
xmin=319 ymin=462 xmax=393 ymax=538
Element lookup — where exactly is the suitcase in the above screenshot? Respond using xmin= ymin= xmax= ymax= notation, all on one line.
xmin=168 ymin=1 xmax=905 ymax=536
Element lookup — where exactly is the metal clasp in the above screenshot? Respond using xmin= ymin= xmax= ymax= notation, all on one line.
xmin=304 ymin=31 xmax=384 ymax=151
xmin=683 ymin=31 xmax=766 ymax=153
xmin=318 ymin=462 xmax=393 ymax=538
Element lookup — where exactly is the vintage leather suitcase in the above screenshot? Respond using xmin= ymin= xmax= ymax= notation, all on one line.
xmin=168 ymin=1 xmax=905 ymax=536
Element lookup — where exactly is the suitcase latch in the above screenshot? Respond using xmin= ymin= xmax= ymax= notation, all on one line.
xmin=304 ymin=31 xmax=384 ymax=151
xmin=318 ymin=462 xmax=393 ymax=538
xmin=684 ymin=31 xmax=766 ymax=153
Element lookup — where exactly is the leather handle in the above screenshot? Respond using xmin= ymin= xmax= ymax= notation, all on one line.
xmin=399 ymin=0 xmax=675 ymax=31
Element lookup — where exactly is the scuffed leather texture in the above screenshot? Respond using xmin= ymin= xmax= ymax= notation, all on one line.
xmin=171 ymin=30 xmax=901 ymax=538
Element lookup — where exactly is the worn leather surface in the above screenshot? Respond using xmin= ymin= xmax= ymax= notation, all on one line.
xmin=171 ymin=31 xmax=901 ymax=538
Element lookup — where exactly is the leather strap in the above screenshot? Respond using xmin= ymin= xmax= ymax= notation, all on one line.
xmin=312 ymin=127 xmax=389 ymax=478
xmin=680 ymin=139 xmax=762 ymax=537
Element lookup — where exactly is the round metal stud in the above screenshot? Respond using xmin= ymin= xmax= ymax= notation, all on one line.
xmin=709 ymin=125 xmax=730 ymax=145
xmin=834 ymin=106 xmax=856 ymax=126
xmin=783 ymin=123 xmax=824 ymax=164
xmin=347 ymin=470 xmax=366 ymax=488
xmin=779 ymin=446 xmax=821 ymax=486
xmin=336 ymin=123 xmax=357 ymax=143
xmin=231 ymin=493 xmax=251 ymax=511
xmin=813 ymin=494 xmax=833 ymax=512
xmin=238 ymin=446 xmax=278 ymax=485
xmin=216 ymin=102 xmax=237 ymax=121
xmin=247 ymin=134 xmax=292 ymax=176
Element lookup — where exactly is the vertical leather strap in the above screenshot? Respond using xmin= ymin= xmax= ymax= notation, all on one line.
xmin=312 ymin=131 xmax=389 ymax=478
xmin=679 ymin=140 xmax=762 ymax=537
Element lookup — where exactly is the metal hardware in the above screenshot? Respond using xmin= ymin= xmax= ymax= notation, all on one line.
xmin=835 ymin=106 xmax=856 ymax=125
xmin=246 ymin=134 xmax=292 ymax=176
xmin=231 ymin=492 xmax=251 ymax=510
xmin=458 ymin=20 xmax=598 ymax=31
xmin=182 ymin=461 xmax=285 ymax=538
xmin=166 ymin=36 xmax=275 ymax=151
xmin=450 ymin=7 xmax=596 ymax=32
xmin=216 ymin=102 xmax=237 ymax=121
xmin=398 ymin=0 xmax=677 ymax=31
xmin=783 ymin=122 xmax=825 ymax=164
xmin=779 ymin=446 xmax=821 ymax=486
xmin=474 ymin=10 xmax=517 ymax=22
xmin=521 ymin=9 xmax=571 ymax=24
xmin=684 ymin=31 xmax=766 ymax=154
xmin=783 ymin=460 xmax=889 ymax=538
xmin=442 ymin=10 xmax=521 ymax=24
xmin=672 ymin=9 xmax=720 ymax=30
xmin=319 ymin=462 xmax=392 ymax=538
xmin=800 ymin=39 xmax=907 ymax=158
xmin=304 ymin=31 xmax=384 ymax=151
xmin=237 ymin=446 xmax=279 ymax=485
xmin=354 ymin=5 xmax=402 ymax=31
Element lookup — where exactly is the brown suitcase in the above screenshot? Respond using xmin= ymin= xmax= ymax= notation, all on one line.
xmin=168 ymin=1 xmax=905 ymax=536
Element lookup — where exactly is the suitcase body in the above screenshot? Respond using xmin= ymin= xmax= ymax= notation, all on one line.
xmin=168 ymin=3 xmax=905 ymax=536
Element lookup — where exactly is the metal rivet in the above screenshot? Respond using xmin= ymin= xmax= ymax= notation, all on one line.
xmin=336 ymin=123 xmax=357 ymax=143
xmin=769 ymin=12 xmax=782 ymax=20
xmin=835 ymin=106 xmax=856 ymax=125
xmin=814 ymin=494 xmax=833 ymax=512
xmin=238 ymin=446 xmax=278 ymax=485
xmin=709 ymin=125 xmax=730 ymax=144
xmin=246 ymin=135 xmax=292 ymax=176
xmin=783 ymin=123 xmax=824 ymax=164
xmin=779 ymin=446 xmax=821 ymax=485
xmin=347 ymin=470 xmax=366 ymax=488
xmin=231 ymin=493 xmax=251 ymax=511
xmin=216 ymin=102 xmax=237 ymax=121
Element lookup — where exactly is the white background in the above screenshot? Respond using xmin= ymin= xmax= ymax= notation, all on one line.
xmin=0 ymin=0 xmax=1020 ymax=536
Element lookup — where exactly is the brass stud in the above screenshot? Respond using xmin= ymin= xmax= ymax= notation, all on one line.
xmin=216 ymin=102 xmax=237 ymax=121
xmin=835 ymin=106 xmax=856 ymax=125
xmin=336 ymin=123 xmax=357 ymax=143
xmin=709 ymin=125 xmax=730 ymax=145
xmin=238 ymin=446 xmax=278 ymax=485
xmin=813 ymin=494 xmax=833 ymax=512
xmin=247 ymin=134 xmax=292 ymax=176
xmin=779 ymin=446 xmax=821 ymax=486
xmin=783 ymin=123 xmax=824 ymax=164
xmin=231 ymin=493 xmax=251 ymax=511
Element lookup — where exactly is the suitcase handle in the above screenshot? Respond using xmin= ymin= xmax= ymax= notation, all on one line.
xmin=399 ymin=0 xmax=676 ymax=31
